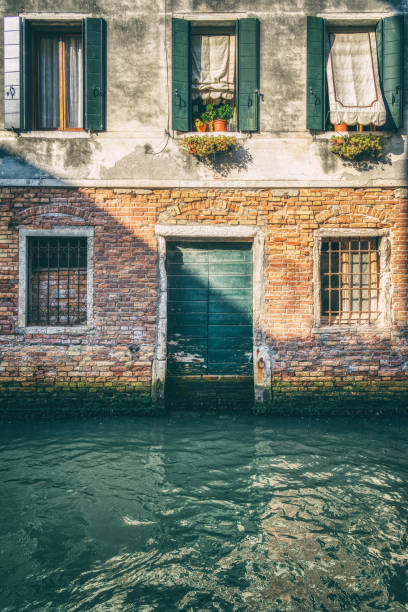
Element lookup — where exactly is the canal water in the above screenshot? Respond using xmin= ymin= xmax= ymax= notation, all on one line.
xmin=0 ymin=413 xmax=407 ymax=611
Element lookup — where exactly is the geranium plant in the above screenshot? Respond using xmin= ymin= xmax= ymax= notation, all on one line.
xmin=331 ymin=133 xmax=385 ymax=161
xmin=181 ymin=134 xmax=238 ymax=160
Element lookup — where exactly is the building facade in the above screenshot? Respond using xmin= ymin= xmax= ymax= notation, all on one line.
xmin=0 ymin=0 xmax=407 ymax=415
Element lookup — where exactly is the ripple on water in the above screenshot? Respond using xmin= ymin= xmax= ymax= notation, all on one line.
xmin=0 ymin=414 xmax=407 ymax=611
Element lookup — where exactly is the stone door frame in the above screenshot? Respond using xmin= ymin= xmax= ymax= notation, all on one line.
xmin=152 ymin=223 xmax=271 ymax=406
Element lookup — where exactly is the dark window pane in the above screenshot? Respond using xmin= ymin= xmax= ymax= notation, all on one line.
xmin=34 ymin=28 xmax=82 ymax=130
xmin=321 ymin=237 xmax=380 ymax=326
xmin=28 ymin=237 xmax=87 ymax=326
xmin=38 ymin=35 xmax=60 ymax=129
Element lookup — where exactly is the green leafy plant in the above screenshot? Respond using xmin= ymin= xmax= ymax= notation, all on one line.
xmin=181 ymin=134 xmax=238 ymax=160
xmin=201 ymin=104 xmax=216 ymax=129
xmin=331 ymin=133 xmax=385 ymax=161
xmin=214 ymin=103 xmax=233 ymax=121
xmin=200 ymin=103 xmax=234 ymax=129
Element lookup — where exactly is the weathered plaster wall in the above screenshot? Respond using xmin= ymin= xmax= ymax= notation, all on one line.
xmin=0 ymin=0 xmax=406 ymax=186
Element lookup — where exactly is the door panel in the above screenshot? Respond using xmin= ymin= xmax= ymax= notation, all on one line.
xmin=208 ymin=313 xmax=251 ymax=325
xmin=166 ymin=242 xmax=253 ymax=377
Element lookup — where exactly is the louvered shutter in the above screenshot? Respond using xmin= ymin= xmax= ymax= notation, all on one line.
xmin=172 ymin=18 xmax=191 ymax=132
xmin=83 ymin=18 xmax=106 ymax=131
xmin=4 ymin=17 xmax=21 ymax=130
xmin=379 ymin=16 xmax=404 ymax=130
xmin=306 ymin=16 xmax=326 ymax=131
xmin=237 ymin=18 xmax=260 ymax=132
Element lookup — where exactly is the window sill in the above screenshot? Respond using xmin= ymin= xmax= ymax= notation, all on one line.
xmin=174 ymin=131 xmax=248 ymax=140
xmin=313 ymin=131 xmax=396 ymax=140
xmin=312 ymin=325 xmax=391 ymax=335
xmin=18 ymin=325 xmax=94 ymax=335
xmin=19 ymin=131 xmax=91 ymax=139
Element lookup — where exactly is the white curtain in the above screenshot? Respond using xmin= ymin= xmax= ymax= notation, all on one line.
xmin=39 ymin=37 xmax=59 ymax=129
xmin=65 ymin=37 xmax=83 ymax=128
xmin=326 ymin=32 xmax=386 ymax=126
xmin=192 ymin=35 xmax=235 ymax=103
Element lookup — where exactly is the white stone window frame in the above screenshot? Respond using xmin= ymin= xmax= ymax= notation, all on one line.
xmin=152 ymin=223 xmax=271 ymax=405
xmin=18 ymin=227 xmax=94 ymax=334
xmin=313 ymin=228 xmax=391 ymax=334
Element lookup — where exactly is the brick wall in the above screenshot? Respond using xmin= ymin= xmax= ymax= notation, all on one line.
xmin=1 ymin=186 xmax=407 ymax=415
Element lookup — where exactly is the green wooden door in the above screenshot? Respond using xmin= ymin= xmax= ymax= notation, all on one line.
xmin=167 ymin=242 xmax=253 ymax=376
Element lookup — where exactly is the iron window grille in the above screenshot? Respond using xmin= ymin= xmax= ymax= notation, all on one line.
xmin=27 ymin=237 xmax=87 ymax=326
xmin=321 ymin=237 xmax=380 ymax=326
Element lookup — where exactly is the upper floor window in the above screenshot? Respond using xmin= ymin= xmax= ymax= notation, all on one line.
xmin=172 ymin=17 xmax=260 ymax=133
xmin=33 ymin=27 xmax=83 ymax=130
xmin=326 ymin=29 xmax=386 ymax=131
xmin=4 ymin=16 xmax=106 ymax=132
xmin=306 ymin=16 xmax=404 ymax=132
xmin=192 ymin=25 xmax=236 ymax=130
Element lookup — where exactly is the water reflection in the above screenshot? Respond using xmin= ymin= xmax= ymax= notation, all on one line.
xmin=0 ymin=415 xmax=407 ymax=611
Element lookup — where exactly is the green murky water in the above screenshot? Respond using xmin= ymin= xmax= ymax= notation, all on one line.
xmin=0 ymin=414 xmax=407 ymax=611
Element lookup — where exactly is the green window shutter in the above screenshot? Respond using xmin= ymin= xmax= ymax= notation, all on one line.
xmin=306 ymin=16 xmax=326 ymax=131
xmin=172 ymin=17 xmax=191 ymax=132
xmin=380 ymin=16 xmax=404 ymax=130
xmin=83 ymin=18 xmax=106 ymax=131
xmin=4 ymin=17 xmax=21 ymax=130
xmin=237 ymin=18 xmax=260 ymax=132
xmin=375 ymin=19 xmax=383 ymax=83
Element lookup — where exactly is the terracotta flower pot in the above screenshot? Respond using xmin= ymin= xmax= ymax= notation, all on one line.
xmin=213 ymin=119 xmax=228 ymax=132
xmin=196 ymin=124 xmax=206 ymax=132
xmin=334 ymin=122 xmax=348 ymax=132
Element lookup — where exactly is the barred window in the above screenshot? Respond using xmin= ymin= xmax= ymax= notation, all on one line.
xmin=27 ymin=237 xmax=87 ymax=326
xmin=321 ymin=237 xmax=380 ymax=326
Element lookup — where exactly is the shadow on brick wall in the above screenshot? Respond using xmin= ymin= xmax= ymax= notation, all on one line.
xmin=1 ymin=171 xmax=408 ymax=417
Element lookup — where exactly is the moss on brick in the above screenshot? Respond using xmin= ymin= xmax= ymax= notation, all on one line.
xmin=166 ymin=376 xmax=254 ymax=411
xmin=0 ymin=380 xmax=157 ymax=418
xmin=268 ymin=377 xmax=408 ymax=415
